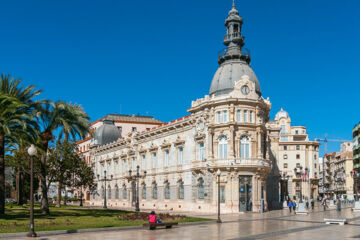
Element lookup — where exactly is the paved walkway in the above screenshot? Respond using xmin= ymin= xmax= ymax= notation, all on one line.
xmin=9 ymin=204 xmax=360 ymax=240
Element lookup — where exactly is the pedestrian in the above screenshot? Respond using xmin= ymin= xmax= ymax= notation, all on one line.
xmin=306 ymin=200 xmax=309 ymax=209
xmin=322 ymin=199 xmax=327 ymax=211
xmin=310 ymin=198 xmax=314 ymax=210
xmin=293 ymin=200 xmax=297 ymax=213
xmin=288 ymin=200 xmax=293 ymax=213
xmin=248 ymin=199 xmax=253 ymax=211
xmin=337 ymin=199 xmax=341 ymax=211
xmin=149 ymin=211 xmax=157 ymax=224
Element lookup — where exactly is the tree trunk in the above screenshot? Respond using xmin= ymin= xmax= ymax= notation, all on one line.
xmin=40 ymin=154 xmax=49 ymax=214
xmin=63 ymin=187 xmax=67 ymax=206
xmin=0 ymin=134 xmax=5 ymax=215
xmin=16 ymin=169 xmax=24 ymax=205
xmin=56 ymin=182 xmax=62 ymax=207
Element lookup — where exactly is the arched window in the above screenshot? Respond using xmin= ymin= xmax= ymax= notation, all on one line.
xmin=152 ymin=182 xmax=158 ymax=199
xmin=122 ymin=184 xmax=127 ymax=199
xmin=198 ymin=178 xmax=204 ymax=199
xmin=108 ymin=185 xmax=112 ymax=199
xmin=115 ymin=185 xmax=119 ymax=199
xmin=178 ymin=180 xmax=184 ymax=199
xmin=218 ymin=136 xmax=228 ymax=159
xmin=240 ymin=135 xmax=250 ymax=158
xmin=142 ymin=183 xmax=146 ymax=199
xmin=165 ymin=181 xmax=170 ymax=199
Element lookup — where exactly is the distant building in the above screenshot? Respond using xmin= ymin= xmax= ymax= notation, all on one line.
xmin=267 ymin=108 xmax=320 ymax=202
xmin=321 ymin=142 xmax=354 ymax=199
xmin=353 ymin=123 xmax=360 ymax=196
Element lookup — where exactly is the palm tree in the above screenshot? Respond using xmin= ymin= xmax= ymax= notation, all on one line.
xmin=0 ymin=74 xmax=41 ymax=215
xmin=35 ymin=101 xmax=89 ymax=213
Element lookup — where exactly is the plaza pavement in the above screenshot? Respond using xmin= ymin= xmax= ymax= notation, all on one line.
xmin=7 ymin=204 xmax=360 ymax=240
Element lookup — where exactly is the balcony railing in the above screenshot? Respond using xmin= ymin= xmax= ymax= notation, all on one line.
xmin=218 ymin=48 xmax=251 ymax=64
xmin=224 ymin=32 xmax=244 ymax=42
xmin=208 ymin=158 xmax=270 ymax=168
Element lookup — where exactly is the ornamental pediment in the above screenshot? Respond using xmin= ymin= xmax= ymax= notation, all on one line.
xmin=174 ymin=136 xmax=185 ymax=147
xmin=149 ymin=143 xmax=158 ymax=152
xmin=160 ymin=139 xmax=171 ymax=149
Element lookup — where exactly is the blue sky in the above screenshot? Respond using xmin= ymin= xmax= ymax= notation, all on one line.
xmin=1 ymin=0 xmax=359 ymax=155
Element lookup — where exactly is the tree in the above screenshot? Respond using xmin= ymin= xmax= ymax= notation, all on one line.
xmin=0 ymin=74 xmax=41 ymax=214
xmin=35 ymin=101 xmax=89 ymax=214
xmin=74 ymin=159 xmax=96 ymax=206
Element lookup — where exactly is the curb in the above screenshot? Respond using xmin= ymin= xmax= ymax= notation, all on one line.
xmin=0 ymin=220 xmax=216 ymax=239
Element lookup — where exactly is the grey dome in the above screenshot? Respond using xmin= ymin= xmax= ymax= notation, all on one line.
xmin=275 ymin=108 xmax=290 ymax=120
xmin=209 ymin=59 xmax=261 ymax=96
xmin=93 ymin=119 xmax=121 ymax=146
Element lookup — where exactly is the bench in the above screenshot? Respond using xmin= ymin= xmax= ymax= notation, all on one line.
xmin=324 ymin=218 xmax=347 ymax=225
xmin=143 ymin=222 xmax=178 ymax=230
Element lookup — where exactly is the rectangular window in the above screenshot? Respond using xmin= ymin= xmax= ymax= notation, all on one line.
xmin=250 ymin=111 xmax=253 ymax=123
xmin=280 ymin=136 xmax=288 ymax=141
xmin=237 ymin=110 xmax=241 ymax=122
xmin=296 ymin=145 xmax=300 ymax=150
xmin=142 ymin=155 xmax=146 ymax=169
xmin=217 ymin=111 xmax=221 ymax=123
xmin=284 ymin=163 xmax=288 ymax=168
xmin=296 ymin=154 xmax=300 ymax=159
xmin=153 ymin=153 xmax=157 ymax=169
xmin=295 ymin=130 xmax=299 ymax=134
xmin=122 ymin=160 xmax=126 ymax=173
xmin=296 ymin=163 xmax=300 ymax=168
xmin=280 ymin=125 xmax=286 ymax=134
xmin=220 ymin=186 xmax=225 ymax=203
xmin=223 ymin=110 xmax=228 ymax=123
xmin=284 ymin=154 xmax=287 ymax=159
xmin=165 ymin=150 xmax=170 ymax=166
xmin=132 ymin=157 xmax=136 ymax=170
xmin=284 ymin=146 xmax=287 ymax=150
xmin=179 ymin=147 xmax=183 ymax=165
xmin=314 ymin=163 xmax=317 ymax=168
xmin=199 ymin=142 xmax=205 ymax=160
xmin=132 ymin=127 xmax=137 ymax=132
xmin=244 ymin=110 xmax=248 ymax=122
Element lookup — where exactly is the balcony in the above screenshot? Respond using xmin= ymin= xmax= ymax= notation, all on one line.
xmin=224 ymin=32 xmax=244 ymax=44
xmin=218 ymin=48 xmax=250 ymax=64
xmin=206 ymin=158 xmax=270 ymax=169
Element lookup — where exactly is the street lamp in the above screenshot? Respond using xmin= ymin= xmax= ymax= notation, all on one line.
xmin=128 ymin=166 xmax=146 ymax=212
xmin=216 ymin=169 xmax=222 ymax=223
xmin=27 ymin=144 xmax=37 ymax=238
xmin=280 ymin=172 xmax=289 ymax=202
xmin=97 ymin=170 xmax=113 ymax=209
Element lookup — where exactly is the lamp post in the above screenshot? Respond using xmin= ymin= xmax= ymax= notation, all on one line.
xmin=280 ymin=172 xmax=289 ymax=202
xmin=216 ymin=169 xmax=222 ymax=223
xmin=27 ymin=144 xmax=37 ymax=238
xmin=97 ymin=170 xmax=113 ymax=209
xmin=128 ymin=166 xmax=146 ymax=212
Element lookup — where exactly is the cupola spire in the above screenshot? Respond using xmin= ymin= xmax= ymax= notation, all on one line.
xmin=218 ymin=0 xmax=250 ymax=64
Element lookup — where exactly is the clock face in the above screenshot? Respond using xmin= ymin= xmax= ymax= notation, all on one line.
xmin=241 ymin=85 xmax=250 ymax=95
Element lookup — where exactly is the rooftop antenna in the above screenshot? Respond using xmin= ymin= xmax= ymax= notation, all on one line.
xmin=232 ymin=0 xmax=235 ymax=8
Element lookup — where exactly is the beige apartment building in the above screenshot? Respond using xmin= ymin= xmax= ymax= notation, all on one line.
xmin=267 ymin=108 xmax=320 ymax=202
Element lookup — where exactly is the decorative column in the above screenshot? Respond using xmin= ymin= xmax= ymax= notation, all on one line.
xmin=229 ymin=126 xmax=235 ymax=159
xmin=208 ymin=128 xmax=214 ymax=159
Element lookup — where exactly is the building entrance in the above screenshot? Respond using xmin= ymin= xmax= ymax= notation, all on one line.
xmin=239 ymin=176 xmax=252 ymax=212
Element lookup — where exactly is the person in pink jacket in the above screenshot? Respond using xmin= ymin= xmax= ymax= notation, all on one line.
xmin=149 ymin=211 xmax=157 ymax=223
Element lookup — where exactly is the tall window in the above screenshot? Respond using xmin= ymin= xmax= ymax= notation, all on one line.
xmin=178 ymin=180 xmax=184 ymax=199
xmin=178 ymin=147 xmax=183 ymax=165
xmin=199 ymin=142 xmax=205 ymax=160
xmin=284 ymin=163 xmax=288 ymax=168
xmin=198 ymin=178 xmax=204 ymax=199
xmin=240 ymin=135 xmax=250 ymax=158
xmin=142 ymin=184 xmax=146 ymax=199
xmin=115 ymin=185 xmax=119 ymax=199
xmin=283 ymin=154 xmax=288 ymax=159
xmin=132 ymin=157 xmax=136 ymax=170
xmin=237 ymin=110 xmax=241 ymax=122
xmin=296 ymin=145 xmax=300 ymax=150
xmin=122 ymin=160 xmax=127 ymax=173
xmin=220 ymin=186 xmax=225 ymax=203
xmin=217 ymin=111 xmax=221 ymax=123
xmin=152 ymin=182 xmax=158 ymax=199
xmin=108 ymin=185 xmax=111 ymax=199
xmin=165 ymin=181 xmax=170 ymax=199
xmin=164 ymin=150 xmax=169 ymax=166
xmin=218 ymin=136 xmax=228 ymax=159
xmin=142 ymin=155 xmax=146 ymax=169
xmin=280 ymin=125 xmax=286 ymax=134
xmin=153 ymin=153 xmax=157 ymax=169
xmin=122 ymin=185 xmax=127 ymax=199
xmin=250 ymin=111 xmax=253 ymax=123
xmin=244 ymin=110 xmax=248 ymax=122
xmin=284 ymin=146 xmax=287 ymax=150
xmin=223 ymin=110 xmax=228 ymax=123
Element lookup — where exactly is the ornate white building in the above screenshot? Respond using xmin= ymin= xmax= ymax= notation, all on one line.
xmin=84 ymin=3 xmax=319 ymax=213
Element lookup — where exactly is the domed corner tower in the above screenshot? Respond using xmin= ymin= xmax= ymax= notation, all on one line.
xmin=189 ymin=1 xmax=274 ymax=213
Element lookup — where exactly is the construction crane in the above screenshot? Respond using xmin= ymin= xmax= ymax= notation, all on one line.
xmin=314 ymin=134 xmax=351 ymax=196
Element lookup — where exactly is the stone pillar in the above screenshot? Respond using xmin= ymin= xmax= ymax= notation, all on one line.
xmin=208 ymin=128 xmax=214 ymax=159
xmin=229 ymin=126 xmax=235 ymax=159
xmin=257 ymin=131 xmax=262 ymax=158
